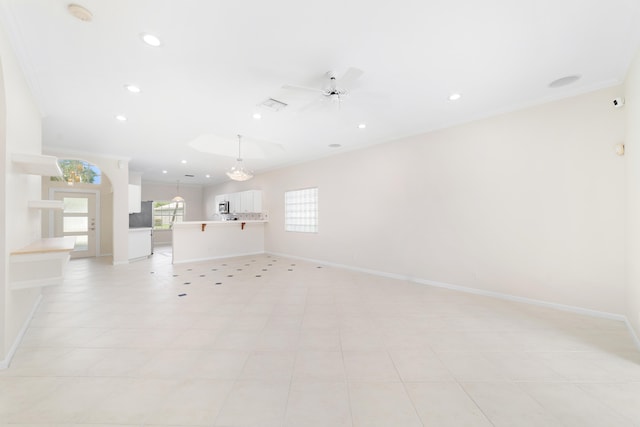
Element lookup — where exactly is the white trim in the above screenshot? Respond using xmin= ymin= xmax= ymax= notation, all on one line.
xmin=268 ymin=251 xmax=408 ymax=280
xmin=172 ymin=251 xmax=265 ymax=265
xmin=267 ymin=251 xmax=640 ymax=350
xmin=625 ymin=318 xmax=640 ymax=350
xmin=412 ymin=277 xmax=627 ymax=321
xmin=128 ymin=256 xmax=151 ymax=263
xmin=0 ymin=295 xmax=43 ymax=370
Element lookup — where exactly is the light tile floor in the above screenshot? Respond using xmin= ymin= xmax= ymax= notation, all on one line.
xmin=1 ymin=247 xmax=640 ymax=426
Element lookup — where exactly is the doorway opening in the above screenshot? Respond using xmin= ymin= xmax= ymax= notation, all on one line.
xmin=50 ymin=189 xmax=99 ymax=259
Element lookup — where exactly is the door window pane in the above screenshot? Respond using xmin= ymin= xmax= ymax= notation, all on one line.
xmin=63 ymin=197 xmax=88 ymax=213
xmin=64 ymin=217 xmax=88 ymax=233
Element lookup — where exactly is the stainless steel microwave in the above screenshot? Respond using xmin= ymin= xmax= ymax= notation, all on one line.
xmin=219 ymin=201 xmax=229 ymax=214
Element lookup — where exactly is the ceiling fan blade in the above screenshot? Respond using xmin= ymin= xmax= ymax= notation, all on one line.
xmin=339 ymin=67 xmax=364 ymax=87
xmin=282 ymin=84 xmax=323 ymax=94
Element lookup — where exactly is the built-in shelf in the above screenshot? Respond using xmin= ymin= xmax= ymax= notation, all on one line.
xmin=9 ymin=237 xmax=76 ymax=290
xmin=12 ymin=153 xmax=63 ymax=177
xmin=28 ymin=200 xmax=64 ymax=210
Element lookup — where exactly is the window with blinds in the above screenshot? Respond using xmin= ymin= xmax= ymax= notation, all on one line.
xmin=284 ymin=187 xmax=318 ymax=233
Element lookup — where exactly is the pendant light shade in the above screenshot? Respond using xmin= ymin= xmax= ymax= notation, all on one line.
xmin=226 ymin=135 xmax=253 ymax=181
xmin=172 ymin=180 xmax=184 ymax=202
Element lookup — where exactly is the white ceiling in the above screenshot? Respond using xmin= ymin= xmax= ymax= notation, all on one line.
xmin=1 ymin=0 xmax=640 ymax=185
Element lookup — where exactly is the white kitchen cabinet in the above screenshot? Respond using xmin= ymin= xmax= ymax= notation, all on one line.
xmin=228 ymin=192 xmax=241 ymax=214
xmin=252 ymin=190 xmax=262 ymax=213
xmin=128 ymin=228 xmax=152 ymax=260
xmin=215 ymin=190 xmax=262 ymax=214
xmin=128 ymin=184 xmax=141 ymax=213
xmin=239 ymin=190 xmax=262 ymax=213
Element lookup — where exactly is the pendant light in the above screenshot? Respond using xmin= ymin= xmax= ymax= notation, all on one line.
xmin=172 ymin=180 xmax=184 ymax=203
xmin=226 ymin=134 xmax=253 ymax=181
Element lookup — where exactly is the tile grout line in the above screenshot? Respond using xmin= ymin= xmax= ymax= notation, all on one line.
xmin=386 ymin=348 xmax=426 ymax=427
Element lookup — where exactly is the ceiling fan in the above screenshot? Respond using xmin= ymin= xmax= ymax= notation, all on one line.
xmin=282 ymin=67 xmax=364 ymax=110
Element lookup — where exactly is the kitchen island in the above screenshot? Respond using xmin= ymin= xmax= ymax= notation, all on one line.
xmin=172 ymin=220 xmax=267 ymax=264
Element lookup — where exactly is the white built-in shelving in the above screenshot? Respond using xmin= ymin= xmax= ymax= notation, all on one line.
xmin=9 ymin=237 xmax=76 ymax=290
xmin=12 ymin=153 xmax=63 ymax=177
xmin=27 ymin=200 xmax=64 ymax=210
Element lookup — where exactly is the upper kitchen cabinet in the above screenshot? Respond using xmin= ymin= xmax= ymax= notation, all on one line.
xmin=215 ymin=190 xmax=263 ymax=214
xmin=228 ymin=192 xmax=241 ymax=214
xmin=239 ymin=190 xmax=262 ymax=213
xmin=128 ymin=184 xmax=142 ymax=213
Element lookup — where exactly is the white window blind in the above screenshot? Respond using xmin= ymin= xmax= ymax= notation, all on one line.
xmin=285 ymin=187 xmax=318 ymax=233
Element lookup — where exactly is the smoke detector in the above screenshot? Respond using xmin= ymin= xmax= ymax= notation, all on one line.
xmin=67 ymin=4 xmax=93 ymax=22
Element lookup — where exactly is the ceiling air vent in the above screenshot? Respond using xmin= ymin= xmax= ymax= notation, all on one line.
xmin=260 ymin=98 xmax=287 ymax=112
xmin=184 ymin=174 xmax=195 ymax=178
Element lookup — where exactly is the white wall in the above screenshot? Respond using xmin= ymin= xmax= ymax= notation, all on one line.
xmin=0 ymin=23 xmax=44 ymax=363
xmin=625 ymin=49 xmax=640 ymax=338
xmin=0 ymin=32 xmax=6 ymax=363
xmin=205 ymin=85 xmax=627 ymax=316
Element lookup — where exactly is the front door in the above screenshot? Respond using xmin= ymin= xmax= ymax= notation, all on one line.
xmin=52 ymin=191 xmax=98 ymax=258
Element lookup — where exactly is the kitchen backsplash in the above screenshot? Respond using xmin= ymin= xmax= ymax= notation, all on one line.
xmin=212 ymin=212 xmax=267 ymax=221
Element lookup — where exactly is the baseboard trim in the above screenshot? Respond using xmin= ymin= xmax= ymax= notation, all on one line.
xmin=412 ymin=276 xmax=626 ymax=322
xmin=267 ymin=251 xmax=409 ymax=281
xmin=267 ymin=251 xmax=640 ymax=351
xmin=0 ymin=294 xmax=43 ymax=370
xmin=624 ymin=318 xmax=640 ymax=350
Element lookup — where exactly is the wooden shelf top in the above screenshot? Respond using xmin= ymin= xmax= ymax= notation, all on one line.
xmin=11 ymin=237 xmax=76 ymax=255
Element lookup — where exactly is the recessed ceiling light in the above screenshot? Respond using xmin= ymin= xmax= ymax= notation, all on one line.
xmin=67 ymin=4 xmax=93 ymax=22
xmin=181 ymin=160 xmax=187 ymax=164
xmin=252 ymin=112 xmax=262 ymax=120
xmin=162 ymin=170 xmax=168 ymax=174
xmin=549 ymin=75 xmax=581 ymax=88
xmin=328 ymin=143 xmax=341 ymax=148
xmin=205 ymin=174 xmax=211 ymax=178
xmin=125 ymin=84 xmax=141 ymax=93
xmin=448 ymin=93 xmax=462 ymax=101
xmin=140 ymin=33 xmax=162 ymax=47
xmin=358 ymin=123 xmax=366 ymax=129
xmin=115 ymin=115 xmax=127 ymax=121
